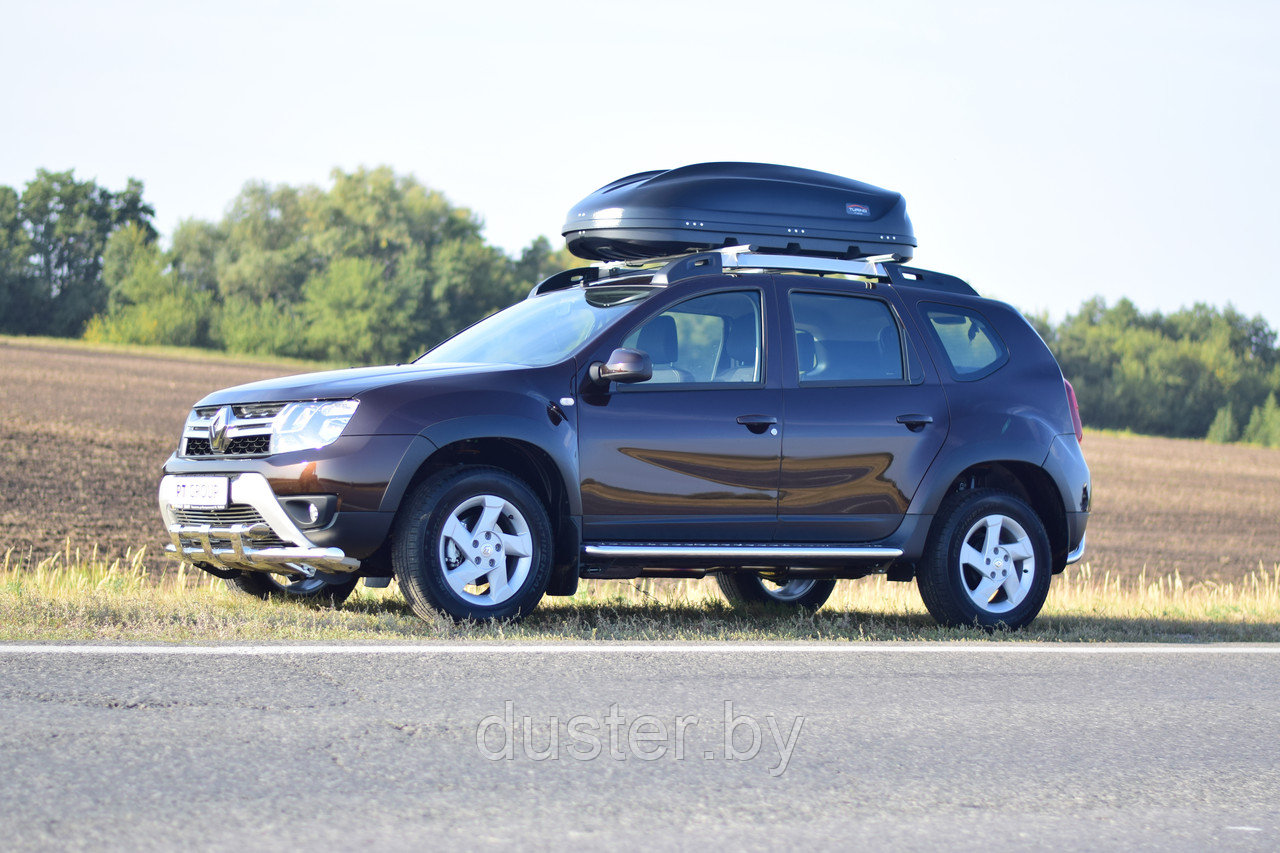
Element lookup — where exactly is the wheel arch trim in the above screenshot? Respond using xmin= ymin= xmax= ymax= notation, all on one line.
xmin=378 ymin=416 xmax=580 ymax=517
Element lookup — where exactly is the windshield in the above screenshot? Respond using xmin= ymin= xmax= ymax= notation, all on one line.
xmin=416 ymin=286 xmax=654 ymax=367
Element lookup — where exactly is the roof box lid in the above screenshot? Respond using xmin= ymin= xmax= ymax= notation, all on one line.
xmin=563 ymin=162 xmax=915 ymax=262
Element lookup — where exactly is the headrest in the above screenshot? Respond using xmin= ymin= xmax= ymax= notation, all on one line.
xmin=638 ymin=315 xmax=678 ymax=364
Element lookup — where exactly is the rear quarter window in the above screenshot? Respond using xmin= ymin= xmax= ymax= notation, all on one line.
xmin=920 ymin=303 xmax=1008 ymax=381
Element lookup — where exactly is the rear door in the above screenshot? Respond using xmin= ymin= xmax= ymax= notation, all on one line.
xmin=778 ymin=282 xmax=949 ymax=542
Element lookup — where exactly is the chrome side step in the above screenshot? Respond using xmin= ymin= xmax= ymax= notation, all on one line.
xmin=584 ymin=545 xmax=902 ymax=561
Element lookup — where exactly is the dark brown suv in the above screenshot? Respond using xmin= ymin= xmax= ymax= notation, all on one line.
xmin=159 ymin=243 xmax=1089 ymax=630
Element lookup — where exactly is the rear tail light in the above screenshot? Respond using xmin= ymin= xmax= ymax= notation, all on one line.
xmin=1064 ymin=379 xmax=1083 ymax=443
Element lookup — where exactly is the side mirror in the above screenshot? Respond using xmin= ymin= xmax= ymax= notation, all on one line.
xmin=589 ymin=347 xmax=652 ymax=385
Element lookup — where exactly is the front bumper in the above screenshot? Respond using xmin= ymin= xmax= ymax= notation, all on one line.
xmin=158 ymin=472 xmax=359 ymax=578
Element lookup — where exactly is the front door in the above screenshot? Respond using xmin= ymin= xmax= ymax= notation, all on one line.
xmin=577 ymin=284 xmax=782 ymax=542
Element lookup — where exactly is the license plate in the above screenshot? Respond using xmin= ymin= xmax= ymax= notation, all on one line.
xmin=171 ymin=476 xmax=229 ymax=509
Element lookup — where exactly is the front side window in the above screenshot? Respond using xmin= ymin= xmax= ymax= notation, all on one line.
xmin=621 ymin=290 xmax=763 ymax=385
xmin=790 ymin=291 xmax=904 ymax=383
xmin=921 ymin=303 xmax=1008 ymax=380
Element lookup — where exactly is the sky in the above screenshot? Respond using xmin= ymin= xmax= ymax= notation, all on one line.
xmin=3 ymin=0 xmax=1278 ymax=327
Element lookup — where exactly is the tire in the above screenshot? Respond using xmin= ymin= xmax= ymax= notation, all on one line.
xmin=226 ymin=572 xmax=358 ymax=607
xmin=916 ymin=488 xmax=1052 ymax=630
xmin=715 ymin=573 xmax=836 ymax=612
xmin=392 ymin=467 xmax=553 ymax=622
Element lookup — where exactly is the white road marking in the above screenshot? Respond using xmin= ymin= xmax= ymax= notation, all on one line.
xmin=0 ymin=643 xmax=1279 ymax=656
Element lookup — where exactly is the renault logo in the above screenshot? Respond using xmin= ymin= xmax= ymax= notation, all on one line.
xmin=208 ymin=406 xmax=233 ymax=453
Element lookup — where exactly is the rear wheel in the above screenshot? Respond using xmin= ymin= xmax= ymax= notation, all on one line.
xmin=392 ymin=467 xmax=553 ymax=622
xmin=716 ymin=573 xmax=836 ymax=612
xmin=916 ymin=488 xmax=1051 ymax=630
xmin=226 ymin=572 xmax=358 ymax=607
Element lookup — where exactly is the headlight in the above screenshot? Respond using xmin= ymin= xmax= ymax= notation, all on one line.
xmin=270 ymin=400 xmax=359 ymax=454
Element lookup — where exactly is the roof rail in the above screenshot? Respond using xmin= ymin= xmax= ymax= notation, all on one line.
xmin=715 ymin=246 xmax=890 ymax=278
xmin=883 ymin=264 xmax=977 ymax=296
xmin=529 ymin=246 xmax=974 ymax=297
xmin=531 ymin=246 xmax=892 ymax=297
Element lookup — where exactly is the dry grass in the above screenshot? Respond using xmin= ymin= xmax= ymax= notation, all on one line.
xmin=3 ymin=545 xmax=1277 ymax=643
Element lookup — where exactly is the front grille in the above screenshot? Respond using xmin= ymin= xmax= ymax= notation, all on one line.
xmin=180 ymin=403 xmax=284 ymax=458
xmin=172 ymin=504 xmax=266 ymax=526
xmin=172 ymin=504 xmax=290 ymax=548
xmin=182 ymin=435 xmax=271 ymax=457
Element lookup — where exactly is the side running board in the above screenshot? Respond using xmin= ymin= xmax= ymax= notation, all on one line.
xmin=583 ymin=545 xmax=902 ymax=561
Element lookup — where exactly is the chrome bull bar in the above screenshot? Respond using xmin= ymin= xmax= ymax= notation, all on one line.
xmin=166 ymin=523 xmax=359 ymax=578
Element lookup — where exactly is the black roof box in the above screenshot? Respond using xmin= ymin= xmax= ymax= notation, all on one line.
xmin=563 ymin=162 xmax=915 ymax=262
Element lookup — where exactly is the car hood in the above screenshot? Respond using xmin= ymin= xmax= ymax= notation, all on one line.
xmin=195 ymin=361 xmax=513 ymax=407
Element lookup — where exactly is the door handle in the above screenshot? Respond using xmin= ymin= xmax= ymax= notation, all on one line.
xmin=736 ymin=415 xmax=778 ymax=435
xmin=896 ymin=414 xmax=934 ymax=432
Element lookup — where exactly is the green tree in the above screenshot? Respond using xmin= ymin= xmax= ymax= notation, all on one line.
xmin=215 ymin=181 xmax=316 ymax=304
xmin=170 ymin=218 xmax=223 ymax=295
xmin=19 ymin=169 xmax=155 ymax=336
xmin=1205 ymin=404 xmax=1239 ymax=443
xmin=213 ymin=296 xmax=308 ymax=358
xmin=418 ymin=238 xmax=521 ymax=349
xmin=0 ymin=185 xmax=36 ymax=333
xmin=204 ymin=167 xmax=511 ymax=362
xmin=1242 ymin=393 xmax=1280 ymax=448
xmin=84 ymin=224 xmax=212 ymax=347
xmin=307 ymin=166 xmax=483 ymax=264
xmin=301 ymin=256 xmax=419 ymax=364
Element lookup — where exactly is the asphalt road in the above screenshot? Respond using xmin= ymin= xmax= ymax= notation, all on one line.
xmin=1 ymin=644 xmax=1277 ymax=851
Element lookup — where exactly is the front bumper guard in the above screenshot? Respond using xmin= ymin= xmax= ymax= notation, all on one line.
xmin=160 ymin=472 xmax=360 ymax=579
xmin=166 ymin=523 xmax=359 ymax=578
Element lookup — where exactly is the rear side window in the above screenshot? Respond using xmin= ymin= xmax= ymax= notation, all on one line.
xmin=921 ymin=303 xmax=1008 ymax=380
xmin=790 ymin=291 xmax=904 ymax=384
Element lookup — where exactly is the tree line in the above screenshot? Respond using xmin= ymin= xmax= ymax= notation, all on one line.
xmin=0 ymin=166 xmax=574 ymax=364
xmin=2 ymin=167 xmax=1279 ymax=447
xmin=1030 ymin=298 xmax=1280 ymax=447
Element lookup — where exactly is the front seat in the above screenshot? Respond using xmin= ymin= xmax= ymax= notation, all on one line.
xmin=637 ymin=315 xmax=695 ymax=383
xmin=714 ymin=318 xmax=759 ymax=382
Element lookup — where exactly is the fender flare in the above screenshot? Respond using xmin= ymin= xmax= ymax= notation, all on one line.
xmin=907 ymin=438 xmax=1051 ymax=517
xmin=377 ymin=415 xmax=580 ymax=516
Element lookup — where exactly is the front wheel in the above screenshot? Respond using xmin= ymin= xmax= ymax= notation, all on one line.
xmin=716 ymin=573 xmax=836 ymax=612
xmin=392 ymin=467 xmax=553 ymax=622
xmin=226 ymin=572 xmax=358 ymax=607
xmin=916 ymin=488 xmax=1052 ymax=630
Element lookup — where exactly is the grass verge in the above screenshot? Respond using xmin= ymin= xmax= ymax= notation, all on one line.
xmin=2 ymin=545 xmax=1278 ymax=643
